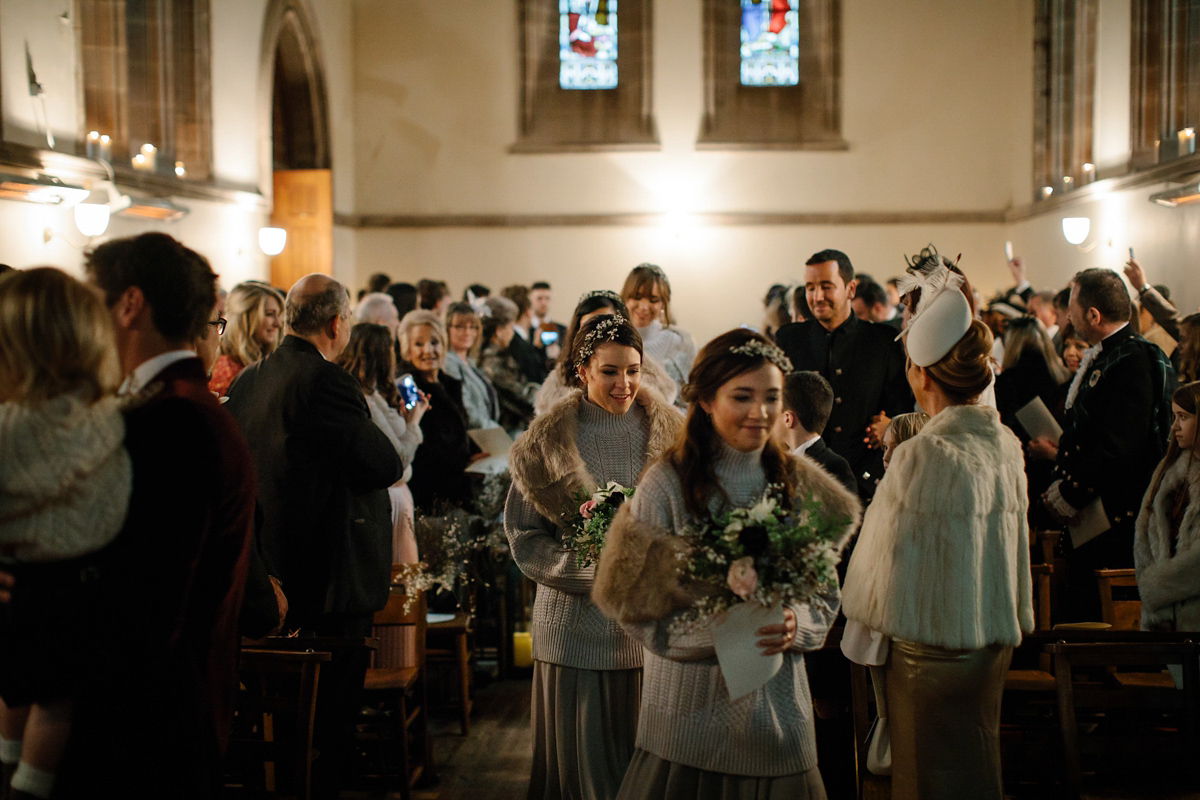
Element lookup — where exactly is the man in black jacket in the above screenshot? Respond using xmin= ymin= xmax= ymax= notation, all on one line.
xmin=225 ymin=273 xmax=402 ymax=797
xmin=1044 ymin=268 xmax=1176 ymax=621
xmin=775 ymin=249 xmax=913 ymax=500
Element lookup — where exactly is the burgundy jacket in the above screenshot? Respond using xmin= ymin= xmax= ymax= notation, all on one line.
xmin=59 ymin=356 xmax=256 ymax=798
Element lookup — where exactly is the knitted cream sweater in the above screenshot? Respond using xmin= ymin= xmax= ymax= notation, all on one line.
xmin=0 ymin=395 xmax=131 ymax=562
xmin=505 ymin=400 xmax=652 ymax=670
xmin=605 ymin=442 xmax=842 ymax=776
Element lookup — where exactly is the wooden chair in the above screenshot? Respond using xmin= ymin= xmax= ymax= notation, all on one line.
xmin=1049 ymin=639 xmax=1200 ymax=798
xmin=1005 ymin=564 xmax=1058 ymax=691
xmin=426 ymin=611 xmax=474 ymax=735
xmin=1094 ymin=568 xmax=1140 ymax=630
xmin=358 ymin=588 xmax=434 ymax=798
xmin=226 ymin=648 xmax=330 ymax=799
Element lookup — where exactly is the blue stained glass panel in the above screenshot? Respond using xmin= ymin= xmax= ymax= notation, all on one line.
xmin=740 ymin=0 xmax=799 ymax=86
xmin=559 ymin=0 xmax=618 ymax=90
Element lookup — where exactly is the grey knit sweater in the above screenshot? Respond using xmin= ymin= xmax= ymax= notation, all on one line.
xmin=619 ymin=441 xmax=840 ymax=776
xmin=504 ymin=400 xmax=649 ymax=670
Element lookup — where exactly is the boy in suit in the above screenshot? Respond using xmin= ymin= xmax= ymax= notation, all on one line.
xmin=775 ymin=370 xmax=859 ymax=496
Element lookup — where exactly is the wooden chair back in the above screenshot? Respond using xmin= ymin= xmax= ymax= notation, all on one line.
xmin=374 ymin=588 xmax=428 ymax=665
xmin=1032 ymin=564 xmax=1054 ymax=631
xmin=1094 ymin=568 xmax=1140 ymax=630
xmin=1049 ymin=639 xmax=1200 ymax=798
xmin=227 ymin=648 xmax=330 ymax=800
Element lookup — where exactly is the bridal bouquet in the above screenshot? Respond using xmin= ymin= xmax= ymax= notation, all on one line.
xmin=563 ymin=481 xmax=634 ymax=567
xmin=673 ymin=486 xmax=851 ymax=632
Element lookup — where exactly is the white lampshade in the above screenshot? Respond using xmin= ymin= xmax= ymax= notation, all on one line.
xmin=259 ymin=227 xmax=287 ymax=256
xmin=1062 ymin=217 xmax=1091 ymax=245
xmin=74 ymin=201 xmax=111 ymax=237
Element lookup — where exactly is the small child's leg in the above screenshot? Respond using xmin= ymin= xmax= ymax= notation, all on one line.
xmin=0 ymin=698 xmax=28 ymax=798
xmin=8 ymin=702 xmax=70 ymax=800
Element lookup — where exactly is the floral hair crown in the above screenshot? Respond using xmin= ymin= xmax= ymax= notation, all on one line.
xmin=578 ymin=289 xmax=623 ymax=305
xmin=576 ymin=314 xmax=630 ymax=367
xmin=730 ymin=338 xmax=793 ymax=374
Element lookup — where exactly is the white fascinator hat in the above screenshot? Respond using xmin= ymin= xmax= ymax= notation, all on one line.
xmin=895 ymin=245 xmax=973 ymax=368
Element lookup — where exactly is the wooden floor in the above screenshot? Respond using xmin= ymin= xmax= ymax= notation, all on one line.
xmin=340 ymin=677 xmax=1200 ymax=800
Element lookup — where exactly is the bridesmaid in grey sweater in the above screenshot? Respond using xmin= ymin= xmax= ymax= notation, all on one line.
xmin=594 ymin=329 xmax=860 ymax=800
xmin=506 ymin=314 xmax=683 ymax=800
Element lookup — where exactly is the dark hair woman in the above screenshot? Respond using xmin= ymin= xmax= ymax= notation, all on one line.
xmin=594 ymin=328 xmax=861 ymax=799
xmin=338 ymin=322 xmax=428 ymax=665
xmin=478 ymin=296 xmax=540 ymax=432
xmin=505 ymin=313 xmax=682 ymax=800
xmin=1135 ymin=382 xmax=1200 ymax=634
xmin=842 ymin=249 xmax=1033 ymax=800
xmin=534 ymin=290 xmax=678 ymax=414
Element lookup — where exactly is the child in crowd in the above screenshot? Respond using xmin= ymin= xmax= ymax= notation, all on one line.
xmin=774 ymin=370 xmax=858 ymax=495
xmin=881 ymin=412 xmax=931 ymax=470
xmin=0 ymin=268 xmax=132 ymax=800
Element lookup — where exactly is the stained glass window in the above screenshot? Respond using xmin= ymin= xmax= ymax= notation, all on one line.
xmin=740 ymin=0 xmax=799 ymax=86
xmin=559 ymin=0 xmax=618 ymax=90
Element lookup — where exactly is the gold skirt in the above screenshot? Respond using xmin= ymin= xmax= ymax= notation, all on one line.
xmin=885 ymin=639 xmax=1012 ymax=800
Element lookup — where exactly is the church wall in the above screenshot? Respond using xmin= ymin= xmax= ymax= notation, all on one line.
xmin=344 ymin=0 xmax=1033 ymax=344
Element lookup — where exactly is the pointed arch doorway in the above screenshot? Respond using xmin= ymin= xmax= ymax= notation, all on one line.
xmin=260 ymin=0 xmax=332 ymax=290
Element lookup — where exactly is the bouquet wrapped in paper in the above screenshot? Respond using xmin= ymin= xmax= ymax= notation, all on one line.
xmin=563 ymin=481 xmax=634 ymax=567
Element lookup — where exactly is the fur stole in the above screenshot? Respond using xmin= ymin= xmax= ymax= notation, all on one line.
xmin=840 ymin=404 xmax=1033 ymax=649
xmin=1135 ymin=455 xmax=1200 ymax=625
xmin=508 ymin=386 xmax=682 ymax=525
xmin=593 ymin=455 xmax=862 ymax=624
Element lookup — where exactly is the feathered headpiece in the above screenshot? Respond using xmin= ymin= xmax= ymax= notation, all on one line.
xmin=894 ymin=245 xmax=973 ymax=367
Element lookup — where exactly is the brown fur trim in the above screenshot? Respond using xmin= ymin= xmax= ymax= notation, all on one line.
xmin=789 ymin=452 xmax=863 ymax=552
xmin=507 ymin=387 xmax=684 ymax=525
xmin=593 ymin=504 xmax=696 ymax=623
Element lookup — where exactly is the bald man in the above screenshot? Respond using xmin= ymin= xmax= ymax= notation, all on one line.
xmin=224 ymin=273 xmax=402 ymax=797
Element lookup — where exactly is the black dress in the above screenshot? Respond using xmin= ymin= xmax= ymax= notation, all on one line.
xmin=403 ymin=366 xmax=478 ymax=513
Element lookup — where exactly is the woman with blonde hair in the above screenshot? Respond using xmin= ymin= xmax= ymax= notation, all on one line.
xmin=208 ymin=281 xmax=284 ymax=397
xmin=0 ymin=268 xmax=132 ymax=800
xmin=842 ymin=248 xmax=1033 ymax=800
xmin=620 ymin=264 xmax=696 ymax=395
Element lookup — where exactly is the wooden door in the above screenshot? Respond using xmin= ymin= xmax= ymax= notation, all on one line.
xmin=270 ymin=169 xmax=332 ymax=290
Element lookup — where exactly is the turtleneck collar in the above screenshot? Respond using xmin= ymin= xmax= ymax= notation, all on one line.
xmin=578 ymin=394 xmax=645 ymax=430
xmin=714 ymin=438 xmax=765 ymax=468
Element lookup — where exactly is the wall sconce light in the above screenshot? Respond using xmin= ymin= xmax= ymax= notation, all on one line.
xmin=259 ymin=227 xmax=287 ymax=256
xmin=1062 ymin=217 xmax=1090 ymax=245
xmin=74 ymin=181 xmax=131 ymax=237
xmin=1041 ymin=186 xmax=1054 ymax=198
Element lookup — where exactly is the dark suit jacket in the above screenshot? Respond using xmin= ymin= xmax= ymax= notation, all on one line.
xmin=775 ymin=315 xmax=913 ymax=498
xmin=508 ymin=331 xmax=549 ymax=383
xmin=1054 ymin=326 xmax=1176 ymax=559
xmin=802 ymin=437 xmax=859 ymax=497
xmin=225 ymin=336 xmax=402 ymax=623
xmin=405 ymin=366 xmax=478 ymax=513
xmin=59 ymin=357 xmax=256 ymax=797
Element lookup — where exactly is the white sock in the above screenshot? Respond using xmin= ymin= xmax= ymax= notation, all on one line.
xmin=10 ymin=762 xmax=55 ymax=799
xmin=0 ymin=735 xmax=21 ymax=765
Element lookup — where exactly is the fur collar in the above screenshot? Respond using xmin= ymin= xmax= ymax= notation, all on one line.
xmin=508 ymin=386 xmax=682 ymax=524
xmin=1139 ymin=455 xmax=1200 ymax=564
xmin=594 ymin=454 xmax=862 ymax=623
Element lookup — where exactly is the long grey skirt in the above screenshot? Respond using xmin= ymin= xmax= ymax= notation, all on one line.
xmin=529 ymin=661 xmax=641 ymax=800
xmin=616 ymin=750 xmax=827 ymax=800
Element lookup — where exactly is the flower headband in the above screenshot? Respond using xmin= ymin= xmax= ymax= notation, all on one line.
xmin=576 ymin=314 xmax=630 ymax=367
xmin=578 ymin=288 xmax=623 ymax=305
xmin=730 ymin=339 xmax=793 ymax=374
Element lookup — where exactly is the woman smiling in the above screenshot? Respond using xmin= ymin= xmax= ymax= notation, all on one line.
xmin=505 ymin=314 xmax=682 ymax=800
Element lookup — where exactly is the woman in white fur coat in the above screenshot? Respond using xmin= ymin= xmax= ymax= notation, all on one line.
xmin=506 ymin=314 xmax=682 ymax=800
xmin=594 ymin=329 xmax=861 ymax=800
xmin=1135 ymin=381 xmax=1200 ymax=631
xmin=841 ymin=252 xmax=1033 ymax=800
